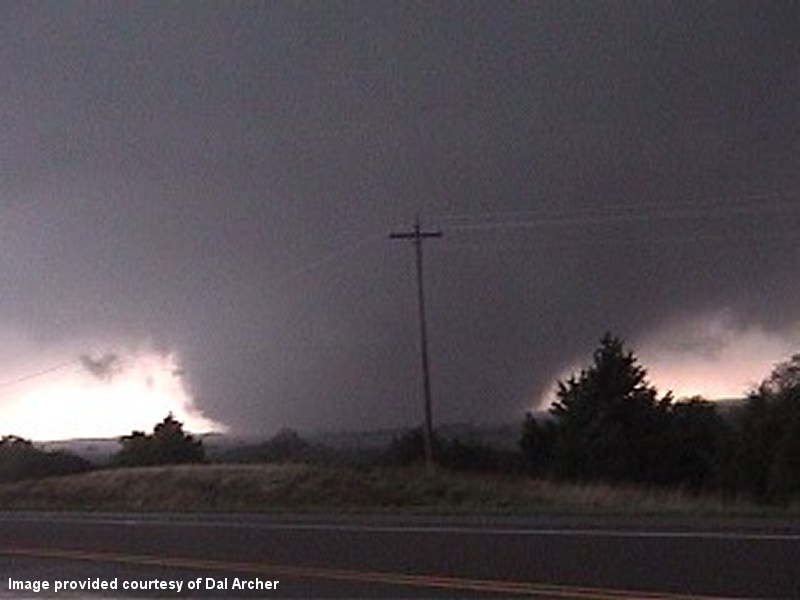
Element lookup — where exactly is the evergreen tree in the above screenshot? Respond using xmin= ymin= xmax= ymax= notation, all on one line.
xmin=548 ymin=334 xmax=671 ymax=482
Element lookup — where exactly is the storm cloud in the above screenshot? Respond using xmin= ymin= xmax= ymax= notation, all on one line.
xmin=79 ymin=353 xmax=121 ymax=381
xmin=1 ymin=2 xmax=799 ymax=435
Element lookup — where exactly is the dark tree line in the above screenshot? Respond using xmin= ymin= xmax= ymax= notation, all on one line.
xmin=520 ymin=334 xmax=800 ymax=503
xmin=384 ymin=428 xmax=516 ymax=472
xmin=0 ymin=436 xmax=91 ymax=481
xmin=0 ymin=414 xmax=205 ymax=482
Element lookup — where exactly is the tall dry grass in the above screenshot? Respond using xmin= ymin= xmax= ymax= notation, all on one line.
xmin=0 ymin=463 xmax=771 ymax=515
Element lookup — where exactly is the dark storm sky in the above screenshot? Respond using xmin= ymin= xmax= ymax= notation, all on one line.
xmin=1 ymin=1 xmax=799 ymax=433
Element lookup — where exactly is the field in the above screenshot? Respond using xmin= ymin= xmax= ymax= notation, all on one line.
xmin=0 ymin=463 xmax=781 ymax=516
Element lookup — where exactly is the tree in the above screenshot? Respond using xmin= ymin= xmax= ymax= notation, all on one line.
xmin=656 ymin=397 xmax=728 ymax=489
xmin=734 ymin=354 xmax=800 ymax=501
xmin=519 ymin=413 xmax=556 ymax=475
xmin=547 ymin=334 xmax=672 ymax=482
xmin=240 ymin=428 xmax=315 ymax=463
xmin=114 ymin=414 xmax=205 ymax=467
xmin=0 ymin=435 xmax=91 ymax=481
xmin=768 ymin=414 xmax=800 ymax=501
xmin=262 ymin=428 xmax=312 ymax=461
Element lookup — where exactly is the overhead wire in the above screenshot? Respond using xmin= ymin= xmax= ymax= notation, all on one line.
xmin=430 ymin=189 xmax=800 ymax=240
xmin=433 ymin=188 xmax=800 ymax=226
xmin=0 ymin=360 xmax=81 ymax=391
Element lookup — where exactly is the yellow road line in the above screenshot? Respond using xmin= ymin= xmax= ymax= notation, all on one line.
xmin=0 ymin=546 xmax=738 ymax=600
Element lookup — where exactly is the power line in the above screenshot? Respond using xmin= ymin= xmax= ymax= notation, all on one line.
xmin=0 ymin=360 xmax=79 ymax=391
xmin=433 ymin=189 xmax=800 ymax=230
xmin=442 ymin=227 xmax=800 ymax=250
xmin=441 ymin=203 xmax=800 ymax=233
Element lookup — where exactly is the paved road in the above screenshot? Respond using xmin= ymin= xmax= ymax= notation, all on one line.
xmin=0 ymin=512 xmax=797 ymax=598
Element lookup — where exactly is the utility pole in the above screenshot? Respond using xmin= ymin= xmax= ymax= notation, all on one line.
xmin=390 ymin=217 xmax=442 ymax=473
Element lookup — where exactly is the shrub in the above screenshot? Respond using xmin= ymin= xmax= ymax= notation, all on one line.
xmin=114 ymin=414 xmax=205 ymax=467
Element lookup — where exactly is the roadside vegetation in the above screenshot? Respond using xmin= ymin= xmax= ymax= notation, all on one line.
xmin=0 ymin=462 xmax=770 ymax=515
xmin=1 ymin=333 xmax=800 ymax=513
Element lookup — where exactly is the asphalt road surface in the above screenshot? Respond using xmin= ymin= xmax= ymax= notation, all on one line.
xmin=0 ymin=512 xmax=797 ymax=599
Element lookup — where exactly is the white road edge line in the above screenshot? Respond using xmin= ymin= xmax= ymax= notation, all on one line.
xmin=2 ymin=515 xmax=800 ymax=541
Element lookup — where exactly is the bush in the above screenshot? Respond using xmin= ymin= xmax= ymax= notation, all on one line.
xmin=113 ymin=414 xmax=205 ymax=467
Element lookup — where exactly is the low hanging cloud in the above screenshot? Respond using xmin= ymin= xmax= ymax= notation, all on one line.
xmin=79 ymin=353 xmax=122 ymax=381
xmin=636 ymin=311 xmax=800 ymax=400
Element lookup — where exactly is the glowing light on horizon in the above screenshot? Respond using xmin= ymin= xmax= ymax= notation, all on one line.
xmin=0 ymin=349 xmax=226 ymax=441
xmin=534 ymin=311 xmax=800 ymax=409
xmin=639 ymin=312 xmax=800 ymax=400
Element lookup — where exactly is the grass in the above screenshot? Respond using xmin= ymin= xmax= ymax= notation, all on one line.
xmin=0 ymin=463 xmax=783 ymax=516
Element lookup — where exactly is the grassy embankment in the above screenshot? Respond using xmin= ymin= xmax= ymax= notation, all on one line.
xmin=0 ymin=463 xmax=785 ymax=516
